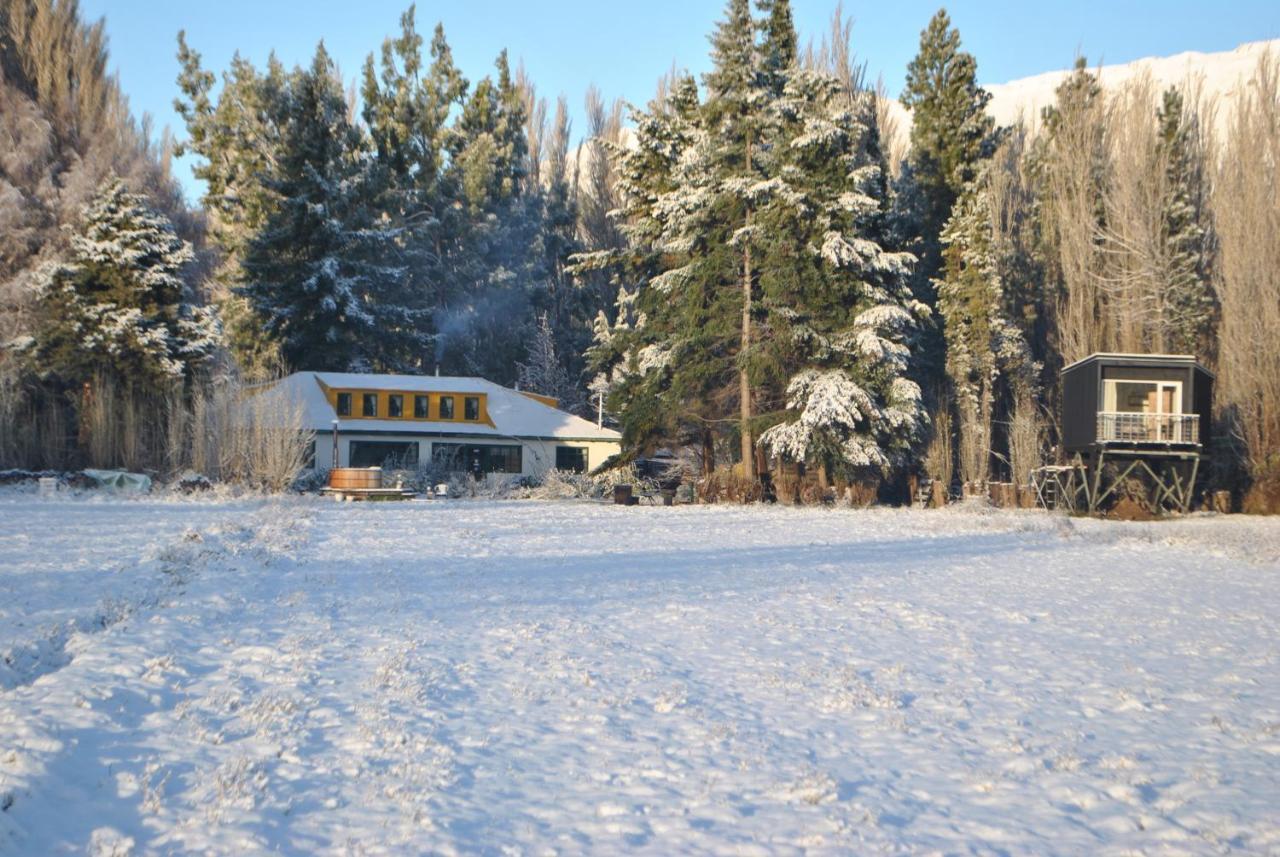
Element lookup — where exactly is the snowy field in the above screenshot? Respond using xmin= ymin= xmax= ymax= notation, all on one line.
xmin=1 ymin=494 xmax=1278 ymax=855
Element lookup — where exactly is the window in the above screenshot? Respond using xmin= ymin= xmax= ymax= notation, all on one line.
xmin=464 ymin=396 xmax=480 ymax=421
xmin=336 ymin=392 xmax=352 ymax=417
xmin=414 ymin=395 xmax=429 ymax=419
xmin=1103 ymin=380 xmax=1182 ymax=415
xmin=349 ymin=441 xmax=419 ymax=469
xmin=362 ymin=393 xmax=378 ymax=417
xmin=432 ymin=443 xmax=522 ymax=475
xmin=555 ymin=446 xmax=588 ymax=474
xmin=388 ymin=394 xmax=404 ymax=418
xmin=439 ymin=396 xmax=455 ymax=419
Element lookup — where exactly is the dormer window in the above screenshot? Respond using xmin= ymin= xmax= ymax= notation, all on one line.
xmin=464 ymin=396 xmax=480 ymax=421
xmin=336 ymin=392 xmax=352 ymax=417
xmin=388 ymin=394 xmax=404 ymax=418
xmin=439 ymin=396 xmax=455 ymax=419
xmin=362 ymin=393 xmax=378 ymax=417
xmin=414 ymin=395 xmax=429 ymax=418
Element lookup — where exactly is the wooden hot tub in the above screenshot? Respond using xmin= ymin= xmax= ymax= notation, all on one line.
xmin=329 ymin=467 xmax=383 ymax=490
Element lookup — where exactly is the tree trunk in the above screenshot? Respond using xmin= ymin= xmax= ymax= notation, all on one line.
xmin=740 ymin=179 xmax=755 ymax=481
xmin=702 ymin=428 xmax=715 ymax=477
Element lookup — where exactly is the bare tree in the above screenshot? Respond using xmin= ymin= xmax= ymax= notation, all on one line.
xmin=1214 ymin=50 xmax=1280 ymax=495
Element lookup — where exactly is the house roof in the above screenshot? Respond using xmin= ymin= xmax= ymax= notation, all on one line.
xmin=263 ymin=372 xmax=621 ymax=443
xmin=1061 ymin=352 xmax=1215 ymax=378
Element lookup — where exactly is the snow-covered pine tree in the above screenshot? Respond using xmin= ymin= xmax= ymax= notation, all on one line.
xmin=359 ymin=9 xmax=465 ymax=370
xmin=575 ymin=72 xmax=706 ymax=454
xmin=516 ymin=313 xmax=578 ymax=409
xmin=1154 ymin=86 xmax=1215 ymax=357
xmin=702 ymin=0 xmax=772 ymax=479
xmin=237 ymin=43 xmax=403 ymax=372
xmin=175 ymin=37 xmax=288 ymax=373
xmin=756 ymin=68 xmax=925 ymax=484
xmin=31 ymin=178 xmax=220 ymax=386
xmin=433 ymin=49 xmax=545 ymax=384
xmin=896 ymin=10 xmax=996 ymax=398
xmin=934 ymin=166 xmax=1035 ymax=485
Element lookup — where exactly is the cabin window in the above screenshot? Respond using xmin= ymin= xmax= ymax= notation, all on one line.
xmin=439 ymin=396 xmax=455 ymax=419
xmin=336 ymin=392 xmax=352 ymax=417
xmin=362 ymin=393 xmax=378 ymax=417
xmin=1103 ymin=380 xmax=1181 ymax=415
xmin=349 ymin=441 xmax=419 ymax=469
xmin=555 ymin=446 xmax=588 ymax=474
xmin=388 ymin=394 xmax=404 ymax=418
xmin=414 ymin=395 xmax=429 ymax=419
xmin=432 ymin=443 xmax=522 ymax=475
xmin=464 ymin=396 xmax=480 ymax=421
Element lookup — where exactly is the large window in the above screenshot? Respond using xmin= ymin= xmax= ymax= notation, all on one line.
xmin=555 ymin=446 xmax=588 ymax=474
xmin=362 ymin=393 xmax=378 ymax=417
xmin=432 ymin=443 xmax=522 ymax=475
xmin=439 ymin=396 xmax=455 ymax=419
xmin=336 ymin=392 xmax=352 ymax=417
xmin=349 ymin=441 xmax=419 ymax=469
xmin=464 ymin=396 xmax=480 ymax=421
xmin=388 ymin=394 xmax=404 ymax=418
xmin=1103 ymin=380 xmax=1181 ymax=415
xmin=414 ymin=395 xmax=429 ymax=419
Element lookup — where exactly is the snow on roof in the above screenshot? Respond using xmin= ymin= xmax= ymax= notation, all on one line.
xmin=269 ymin=372 xmax=621 ymax=442
xmin=1061 ymin=352 xmax=1209 ymax=374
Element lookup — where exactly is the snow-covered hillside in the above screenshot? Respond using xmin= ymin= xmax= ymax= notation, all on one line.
xmin=887 ymin=39 xmax=1279 ymax=149
xmin=1 ymin=495 xmax=1278 ymax=853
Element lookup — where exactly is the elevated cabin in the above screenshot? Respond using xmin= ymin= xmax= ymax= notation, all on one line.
xmin=1061 ymin=353 xmax=1213 ymax=455
xmin=264 ymin=372 xmax=621 ymax=479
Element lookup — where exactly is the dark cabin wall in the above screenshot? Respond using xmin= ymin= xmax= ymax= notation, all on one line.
xmin=1194 ymin=367 xmax=1214 ymax=449
xmin=1061 ymin=363 xmax=1099 ymax=452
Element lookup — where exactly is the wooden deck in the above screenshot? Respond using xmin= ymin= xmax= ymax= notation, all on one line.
xmin=321 ymin=487 xmax=418 ymax=502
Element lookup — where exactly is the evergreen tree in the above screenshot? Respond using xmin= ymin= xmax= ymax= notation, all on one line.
xmin=516 ymin=312 xmax=577 ymax=408
xmin=756 ymin=69 xmax=925 ymax=482
xmin=897 ymin=9 xmax=996 ymax=393
xmin=175 ymin=36 xmax=289 ymax=372
xmin=1154 ymin=86 xmax=1215 ymax=356
xmin=30 ymin=178 xmax=219 ymax=386
xmin=702 ymin=0 xmax=772 ymax=478
xmin=237 ymin=44 xmax=402 ymax=371
xmin=359 ymin=8 xmax=465 ymax=369
xmin=934 ymin=166 xmax=1034 ymax=484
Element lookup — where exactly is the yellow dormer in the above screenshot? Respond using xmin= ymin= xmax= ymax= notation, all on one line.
xmin=315 ymin=379 xmax=495 ymax=427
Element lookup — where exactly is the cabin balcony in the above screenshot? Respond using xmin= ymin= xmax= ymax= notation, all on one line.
xmin=1096 ymin=411 xmax=1200 ymax=445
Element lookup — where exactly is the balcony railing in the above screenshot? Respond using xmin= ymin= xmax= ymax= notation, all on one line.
xmin=1097 ymin=411 xmax=1200 ymax=444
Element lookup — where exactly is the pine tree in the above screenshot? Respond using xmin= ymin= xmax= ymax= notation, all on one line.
xmin=897 ymin=9 xmax=996 ymax=393
xmin=756 ymin=69 xmax=925 ymax=482
xmin=516 ymin=312 xmax=576 ymax=408
xmin=237 ymin=44 xmax=402 ymax=371
xmin=359 ymin=9 xmax=464 ymax=370
xmin=1154 ymin=86 xmax=1215 ymax=356
xmin=31 ymin=178 xmax=219 ymax=386
xmin=934 ymin=166 xmax=1034 ymax=484
xmin=703 ymin=0 xmax=771 ymax=479
xmin=175 ymin=36 xmax=289 ymax=372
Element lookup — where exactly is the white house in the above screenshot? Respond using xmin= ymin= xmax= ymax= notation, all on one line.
xmin=267 ymin=372 xmax=621 ymax=478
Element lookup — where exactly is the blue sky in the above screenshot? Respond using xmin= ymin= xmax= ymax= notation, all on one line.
xmin=84 ymin=0 xmax=1279 ymax=203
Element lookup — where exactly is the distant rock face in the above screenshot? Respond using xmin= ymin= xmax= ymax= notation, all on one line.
xmin=886 ymin=39 xmax=1279 ymax=150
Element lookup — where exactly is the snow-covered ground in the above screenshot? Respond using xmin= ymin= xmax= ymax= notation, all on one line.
xmin=1 ymin=494 xmax=1277 ymax=854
